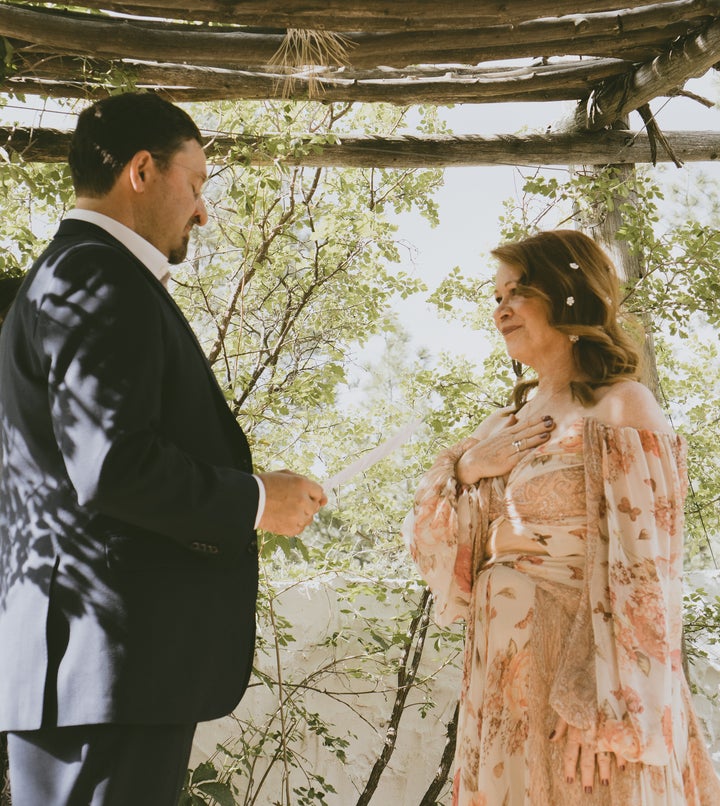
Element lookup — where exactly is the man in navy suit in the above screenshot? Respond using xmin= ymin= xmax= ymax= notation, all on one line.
xmin=0 ymin=92 xmax=326 ymax=805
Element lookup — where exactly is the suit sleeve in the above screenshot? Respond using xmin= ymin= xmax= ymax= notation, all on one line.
xmin=35 ymin=243 xmax=259 ymax=550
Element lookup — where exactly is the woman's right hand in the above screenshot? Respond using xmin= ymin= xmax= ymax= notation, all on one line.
xmin=455 ymin=413 xmax=555 ymax=485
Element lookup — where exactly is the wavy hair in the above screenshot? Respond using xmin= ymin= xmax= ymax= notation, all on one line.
xmin=491 ymin=229 xmax=643 ymax=409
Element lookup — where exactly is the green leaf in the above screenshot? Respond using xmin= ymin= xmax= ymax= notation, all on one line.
xmin=197 ymin=781 xmax=237 ymax=806
xmin=190 ymin=760 xmax=218 ymax=785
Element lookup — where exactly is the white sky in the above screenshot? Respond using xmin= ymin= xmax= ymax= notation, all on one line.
xmin=390 ymin=72 xmax=720 ymax=363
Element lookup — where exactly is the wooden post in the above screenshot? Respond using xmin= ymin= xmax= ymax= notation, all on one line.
xmin=578 ymin=119 xmax=662 ymax=401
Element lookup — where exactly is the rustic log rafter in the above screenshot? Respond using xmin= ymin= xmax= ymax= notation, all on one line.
xmin=1 ymin=2 xmax=718 ymax=107
xmin=0 ymin=1 xmax=719 ymax=167
xmin=1 ymin=2 xmax=718 ymax=71
xmin=3 ymin=127 xmax=719 ymax=168
xmin=7 ymin=55 xmax=631 ymax=105
xmin=26 ymin=0 xmax=698 ymax=31
xmin=581 ymin=17 xmax=720 ymax=129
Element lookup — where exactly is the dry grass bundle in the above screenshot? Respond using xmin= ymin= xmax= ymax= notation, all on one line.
xmin=268 ymin=29 xmax=353 ymax=98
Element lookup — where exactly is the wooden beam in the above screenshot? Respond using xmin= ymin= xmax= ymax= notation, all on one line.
xmin=3 ymin=127 xmax=719 ymax=167
xmin=0 ymin=5 xmax=284 ymax=67
xmin=6 ymin=57 xmax=627 ymax=105
xmin=582 ymin=17 xmax=720 ymax=129
xmin=1 ymin=2 xmax=714 ymax=71
xmin=33 ymin=0 xmax=687 ymax=32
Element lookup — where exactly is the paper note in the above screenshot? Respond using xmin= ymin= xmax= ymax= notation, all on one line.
xmin=322 ymin=417 xmax=424 ymax=494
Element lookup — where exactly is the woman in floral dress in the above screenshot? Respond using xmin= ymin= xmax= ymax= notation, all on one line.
xmin=404 ymin=230 xmax=720 ymax=805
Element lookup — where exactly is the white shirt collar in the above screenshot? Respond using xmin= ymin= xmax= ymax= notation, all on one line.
xmin=65 ymin=209 xmax=171 ymax=285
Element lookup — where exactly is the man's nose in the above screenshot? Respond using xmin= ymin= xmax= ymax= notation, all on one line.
xmin=195 ymin=196 xmax=208 ymax=226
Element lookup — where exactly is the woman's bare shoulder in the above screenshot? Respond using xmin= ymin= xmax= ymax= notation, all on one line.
xmin=591 ymin=380 xmax=672 ymax=433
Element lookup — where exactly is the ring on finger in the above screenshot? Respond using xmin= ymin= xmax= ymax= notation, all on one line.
xmin=512 ymin=439 xmax=522 ymax=453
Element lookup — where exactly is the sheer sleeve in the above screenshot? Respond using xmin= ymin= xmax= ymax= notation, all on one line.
xmin=552 ymin=418 xmax=687 ymax=764
xmin=402 ymin=437 xmax=487 ymax=626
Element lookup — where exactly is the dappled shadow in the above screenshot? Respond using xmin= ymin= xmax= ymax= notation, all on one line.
xmin=0 ymin=259 xmax=133 ymax=730
xmin=1 ymin=250 xmax=129 ymax=632
xmin=0 ymin=236 xmax=259 ymax=727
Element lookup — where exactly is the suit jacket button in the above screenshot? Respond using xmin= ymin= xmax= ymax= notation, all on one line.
xmin=248 ymin=539 xmax=258 ymax=554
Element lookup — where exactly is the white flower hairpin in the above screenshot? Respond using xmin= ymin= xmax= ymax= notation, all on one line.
xmin=569 ymin=262 xmax=579 ymax=270
xmin=566 ymin=296 xmax=575 ymax=306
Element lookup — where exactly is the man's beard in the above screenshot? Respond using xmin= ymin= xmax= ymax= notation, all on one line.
xmin=168 ymin=234 xmax=190 ymax=265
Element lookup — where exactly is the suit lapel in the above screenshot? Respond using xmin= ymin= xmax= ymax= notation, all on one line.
xmin=52 ymin=220 xmax=248 ymax=443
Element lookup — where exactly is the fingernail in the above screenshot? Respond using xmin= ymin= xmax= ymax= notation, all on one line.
xmin=619 ymin=765 xmax=626 ymax=772
xmin=585 ymin=786 xmax=593 ymax=794
xmin=601 ymin=778 xmax=609 ymax=786
xmin=544 ymin=416 xmax=553 ymax=424
xmin=548 ymin=730 xmax=556 ymax=740
xmin=541 ymin=432 xmax=550 ymax=440
xmin=566 ymin=777 xmax=574 ymax=784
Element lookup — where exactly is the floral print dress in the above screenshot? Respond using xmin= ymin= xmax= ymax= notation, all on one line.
xmin=404 ymin=418 xmax=720 ymax=805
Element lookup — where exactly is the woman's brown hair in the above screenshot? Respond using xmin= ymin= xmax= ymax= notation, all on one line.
xmin=491 ymin=229 xmax=643 ymax=409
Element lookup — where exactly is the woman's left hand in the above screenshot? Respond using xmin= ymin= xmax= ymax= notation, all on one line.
xmin=550 ymin=717 xmax=616 ymax=793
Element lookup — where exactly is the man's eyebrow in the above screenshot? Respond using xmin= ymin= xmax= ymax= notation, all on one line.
xmin=173 ymin=161 xmax=208 ymax=183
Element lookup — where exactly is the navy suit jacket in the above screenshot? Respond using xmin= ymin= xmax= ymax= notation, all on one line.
xmin=0 ymin=219 xmax=259 ymax=730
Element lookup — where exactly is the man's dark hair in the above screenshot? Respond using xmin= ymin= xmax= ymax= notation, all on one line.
xmin=68 ymin=92 xmax=203 ymax=197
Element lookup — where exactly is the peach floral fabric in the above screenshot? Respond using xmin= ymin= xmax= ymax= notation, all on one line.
xmin=404 ymin=418 xmax=720 ymax=805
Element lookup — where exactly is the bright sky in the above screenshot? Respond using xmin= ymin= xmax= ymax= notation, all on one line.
xmin=391 ymin=72 xmax=720 ymax=361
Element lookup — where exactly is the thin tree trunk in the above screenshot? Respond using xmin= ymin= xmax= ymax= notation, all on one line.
xmin=418 ymin=702 xmax=459 ymax=806
xmin=0 ymin=733 xmax=11 ymax=805
xmin=354 ymin=588 xmax=433 ymax=806
xmin=579 ymin=133 xmax=662 ymax=398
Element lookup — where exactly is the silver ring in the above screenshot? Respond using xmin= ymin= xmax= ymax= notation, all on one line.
xmin=512 ymin=440 xmax=522 ymax=453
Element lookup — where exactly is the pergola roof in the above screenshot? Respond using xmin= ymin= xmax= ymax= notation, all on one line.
xmin=1 ymin=1 xmax=720 ymax=166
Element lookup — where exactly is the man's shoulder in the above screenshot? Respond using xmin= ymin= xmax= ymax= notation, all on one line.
xmin=52 ymin=218 xmax=129 ymax=254
xmin=36 ymin=221 xmax=143 ymax=282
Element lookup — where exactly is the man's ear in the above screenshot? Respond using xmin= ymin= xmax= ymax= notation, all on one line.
xmin=128 ymin=150 xmax=153 ymax=192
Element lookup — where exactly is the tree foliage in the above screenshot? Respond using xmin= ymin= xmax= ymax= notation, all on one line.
xmin=1 ymin=90 xmax=720 ymax=804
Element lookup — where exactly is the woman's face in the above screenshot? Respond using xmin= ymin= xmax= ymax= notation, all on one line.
xmin=493 ymin=261 xmax=570 ymax=367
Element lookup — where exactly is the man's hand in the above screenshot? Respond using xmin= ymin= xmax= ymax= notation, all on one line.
xmin=257 ymin=469 xmax=327 ymax=537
